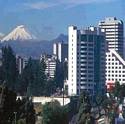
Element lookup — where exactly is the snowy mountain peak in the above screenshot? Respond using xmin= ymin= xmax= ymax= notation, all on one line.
xmin=1 ymin=25 xmax=36 ymax=42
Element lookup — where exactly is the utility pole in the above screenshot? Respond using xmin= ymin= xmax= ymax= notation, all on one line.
xmin=62 ymin=88 xmax=64 ymax=106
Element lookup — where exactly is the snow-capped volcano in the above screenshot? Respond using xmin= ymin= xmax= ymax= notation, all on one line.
xmin=1 ymin=25 xmax=36 ymax=42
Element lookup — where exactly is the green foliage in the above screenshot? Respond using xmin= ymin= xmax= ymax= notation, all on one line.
xmin=111 ymin=81 xmax=125 ymax=103
xmin=42 ymin=100 xmax=69 ymax=124
xmin=17 ymin=119 xmax=26 ymax=124
xmin=15 ymin=97 xmax=36 ymax=124
xmin=112 ymin=81 xmax=121 ymax=98
xmin=17 ymin=58 xmax=47 ymax=96
xmin=76 ymin=92 xmax=94 ymax=124
xmin=1 ymin=46 xmax=18 ymax=89
xmin=0 ymin=85 xmax=35 ymax=124
xmin=0 ymin=85 xmax=17 ymax=124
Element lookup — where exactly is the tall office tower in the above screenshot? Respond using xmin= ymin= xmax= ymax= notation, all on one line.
xmin=53 ymin=42 xmax=68 ymax=62
xmin=99 ymin=17 xmax=124 ymax=57
xmin=68 ymin=26 xmax=106 ymax=96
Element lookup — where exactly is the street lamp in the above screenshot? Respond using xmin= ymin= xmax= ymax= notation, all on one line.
xmin=14 ymin=112 xmax=17 ymax=124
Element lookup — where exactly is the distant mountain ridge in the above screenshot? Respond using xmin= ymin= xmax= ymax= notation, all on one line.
xmin=0 ymin=25 xmax=68 ymax=57
xmin=0 ymin=33 xmax=68 ymax=58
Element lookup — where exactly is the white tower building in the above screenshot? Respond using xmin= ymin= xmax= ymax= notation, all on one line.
xmin=53 ymin=42 xmax=68 ymax=62
xmin=99 ymin=17 xmax=125 ymax=87
xmin=99 ymin=17 xmax=124 ymax=57
xmin=68 ymin=26 xmax=106 ymax=96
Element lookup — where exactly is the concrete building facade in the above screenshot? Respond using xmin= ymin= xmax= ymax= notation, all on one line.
xmin=99 ymin=17 xmax=124 ymax=57
xmin=99 ymin=17 xmax=125 ymax=88
xmin=53 ymin=42 xmax=68 ymax=62
xmin=68 ymin=26 xmax=106 ymax=96
xmin=106 ymin=49 xmax=125 ymax=90
xmin=16 ymin=56 xmax=28 ymax=74
xmin=41 ymin=54 xmax=57 ymax=78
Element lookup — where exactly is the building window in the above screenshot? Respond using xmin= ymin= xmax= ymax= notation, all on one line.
xmin=81 ymin=79 xmax=87 ymax=82
xmin=81 ymin=35 xmax=87 ymax=41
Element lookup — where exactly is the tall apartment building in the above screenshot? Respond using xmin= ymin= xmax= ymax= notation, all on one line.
xmin=53 ymin=42 xmax=68 ymax=62
xmin=99 ymin=17 xmax=124 ymax=57
xmin=68 ymin=26 xmax=106 ymax=96
xmin=40 ymin=54 xmax=57 ymax=78
xmin=99 ymin=17 xmax=125 ymax=87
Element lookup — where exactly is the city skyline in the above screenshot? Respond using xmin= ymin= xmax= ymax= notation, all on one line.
xmin=0 ymin=0 xmax=124 ymax=40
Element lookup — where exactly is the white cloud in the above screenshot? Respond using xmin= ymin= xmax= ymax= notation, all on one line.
xmin=24 ymin=2 xmax=57 ymax=10
xmin=24 ymin=0 xmax=117 ymax=10
xmin=58 ymin=0 xmax=117 ymax=6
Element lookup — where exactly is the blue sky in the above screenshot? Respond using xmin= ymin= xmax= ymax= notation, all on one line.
xmin=0 ymin=0 xmax=124 ymax=40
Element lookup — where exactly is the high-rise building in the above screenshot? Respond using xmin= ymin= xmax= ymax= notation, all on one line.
xmin=68 ymin=26 xmax=106 ymax=96
xmin=106 ymin=49 xmax=125 ymax=91
xmin=99 ymin=17 xmax=124 ymax=57
xmin=99 ymin=17 xmax=124 ymax=87
xmin=40 ymin=54 xmax=57 ymax=78
xmin=53 ymin=42 xmax=68 ymax=62
xmin=16 ymin=56 xmax=28 ymax=74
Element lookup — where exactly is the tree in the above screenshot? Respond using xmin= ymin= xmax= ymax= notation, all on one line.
xmin=76 ymin=92 xmax=95 ymax=124
xmin=112 ymin=81 xmax=121 ymax=99
xmin=17 ymin=58 xmax=47 ymax=96
xmin=0 ymin=85 xmax=17 ymax=124
xmin=16 ymin=58 xmax=34 ymax=95
xmin=1 ymin=46 xmax=18 ymax=89
xmin=42 ymin=100 xmax=69 ymax=124
xmin=15 ymin=97 xmax=36 ymax=124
